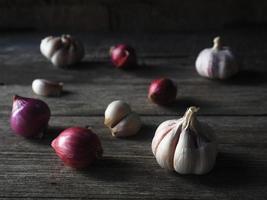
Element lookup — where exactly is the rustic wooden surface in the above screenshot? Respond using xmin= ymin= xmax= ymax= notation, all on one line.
xmin=0 ymin=30 xmax=267 ymax=199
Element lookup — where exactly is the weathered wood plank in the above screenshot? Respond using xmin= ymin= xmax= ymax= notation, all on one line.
xmin=1 ymin=116 xmax=267 ymax=153
xmin=1 ymin=31 xmax=267 ymax=58
xmin=0 ymin=82 xmax=266 ymax=116
xmin=0 ymin=32 xmax=266 ymax=199
xmin=0 ymin=153 xmax=266 ymax=200
xmin=0 ymin=32 xmax=266 ymax=116
xmin=0 ymin=116 xmax=267 ymax=199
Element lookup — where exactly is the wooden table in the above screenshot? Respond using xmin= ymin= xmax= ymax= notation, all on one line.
xmin=0 ymin=31 xmax=267 ymax=199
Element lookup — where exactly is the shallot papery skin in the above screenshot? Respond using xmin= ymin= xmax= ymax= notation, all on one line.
xmin=110 ymin=44 xmax=137 ymax=68
xmin=51 ymin=127 xmax=103 ymax=169
xmin=10 ymin=95 xmax=51 ymax=138
xmin=148 ymin=78 xmax=177 ymax=105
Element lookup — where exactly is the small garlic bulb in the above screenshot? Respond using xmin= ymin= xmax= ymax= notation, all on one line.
xmin=152 ymin=107 xmax=217 ymax=175
xmin=32 ymin=79 xmax=63 ymax=97
xmin=104 ymin=100 xmax=142 ymax=137
xmin=195 ymin=36 xmax=239 ymax=79
xmin=40 ymin=34 xmax=84 ymax=68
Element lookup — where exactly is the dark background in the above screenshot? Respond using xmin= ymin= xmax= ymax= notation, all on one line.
xmin=1 ymin=0 xmax=267 ymax=32
xmin=1 ymin=1 xmax=267 ymax=200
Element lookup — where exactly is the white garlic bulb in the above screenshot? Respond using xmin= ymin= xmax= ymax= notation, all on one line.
xmin=32 ymin=79 xmax=63 ymax=97
xmin=104 ymin=100 xmax=142 ymax=137
xmin=40 ymin=34 xmax=84 ymax=68
xmin=152 ymin=107 xmax=217 ymax=175
xmin=195 ymin=36 xmax=239 ymax=79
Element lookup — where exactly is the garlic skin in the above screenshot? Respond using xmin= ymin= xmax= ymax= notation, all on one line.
xmin=40 ymin=35 xmax=84 ymax=68
xmin=195 ymin=37 xmax=239 ymax=79
xmin=104 ymin=100 xmax=141 ymax=137
xmin=32 ymin=79 xmax=63 ymax=97
xmin=152 ymin=107 xmax=217 ymax=175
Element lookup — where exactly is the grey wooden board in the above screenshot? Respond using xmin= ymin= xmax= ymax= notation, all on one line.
xmin=1 ymin=31 xmax=267 ymax=59
xmin=0 ymin=82 xmax=266 ymax=116
xmin=0 ymin=32 xmax=267 ymax=199
xmin=0 ymin=116 xmax=267 ymax=199
xmin=0 ymin=32 xmax=267 ymax=116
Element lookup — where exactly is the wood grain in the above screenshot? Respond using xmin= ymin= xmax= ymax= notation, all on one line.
xmin=0 ymin=32 xmax=267 ymax=199
xmin=1 ymin=116 xmax=267 ymax=152
xmin=1 ymin=82 xmax=266 ymax=116
xmin=1 ymin=116 xmax=267 ymax=199
xmin=0 ymin=32 xmax=267 ymax=116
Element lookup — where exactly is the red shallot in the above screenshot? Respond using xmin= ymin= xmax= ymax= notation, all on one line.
xmin=10 ymin=95 xmax=51 ymax=138
xmin=110 ymin=44 xmax=137 ymax=68
xmin=148 ymin=78 xmax=177 ymax=105
xmin=51 ymin=127 xmax=103 ymax=169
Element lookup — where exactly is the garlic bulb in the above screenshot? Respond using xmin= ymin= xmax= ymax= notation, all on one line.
xmin=152 ymin=107 xmax=217 ymax=175
xmin=104 ymin=100 xmax=142 ymax=137
xmin=40 ymin=34 xmax=84 ymax=68
xmin=32 ymin=79 xmax=63 ymax=97
xmin=195 ymin=36 xmax=239 ymax=79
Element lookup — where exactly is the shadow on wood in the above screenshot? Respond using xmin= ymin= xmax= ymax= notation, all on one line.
xmin=161 ymin=97 xmax=214 ymax=114
xmin=38 ymin=90 xmax=73 ymax=98
xmin=177 ymin=152 xmax=267 ymax=188
xmin=77 ymin=156 xmax=134 ymax=182
xmin=27 ymin=126 xmax=65 ymax=146
xmin=125 ymin=124 xmax=157 ymax=142
xmin=60 ymin=90 xmax=73 ymax=97
xmin=224 ymin=69 xmax=267 ymax=86
xmin=125 ymin=64 xmax=171 ymax=79
xmin=65 ymin=61 xmax=109 ymax=71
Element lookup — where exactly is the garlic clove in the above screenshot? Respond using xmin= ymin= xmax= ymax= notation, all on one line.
xmin=154 ymin=126 xmax=180 ymax=170
xmin=174 ymin=138 xmax=217 ymax=174
xmin=217 ymin=51 xmax=238 ymax=79
xmin=198 ymin=143 xmax=217 ymax=174
xmin=66 ymin=39 xmax=85 ymax=64
xmin=51 ymin=48 xmax=70 ymax=68
xmin=40 ymin=36 xmax=52 ymax=58
xmin=151 ymin=119 xmax=180 ymax=155
xmin=40 ymin=36 xmax=62 ymax=59
xmin=173 ymin=128 xmax=197 ymax=174
xmin=104 ymin=100 xmax=142 ymax=137
xmin=104 ymin=100 xmax=131 ymax=128
xmin=32 ymin=79 xmax=63 ymax=97
xmin=195 ymin=49 xmax=212 ymax=78
xmin=110 ymin=112 xmax=141 ymax=137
